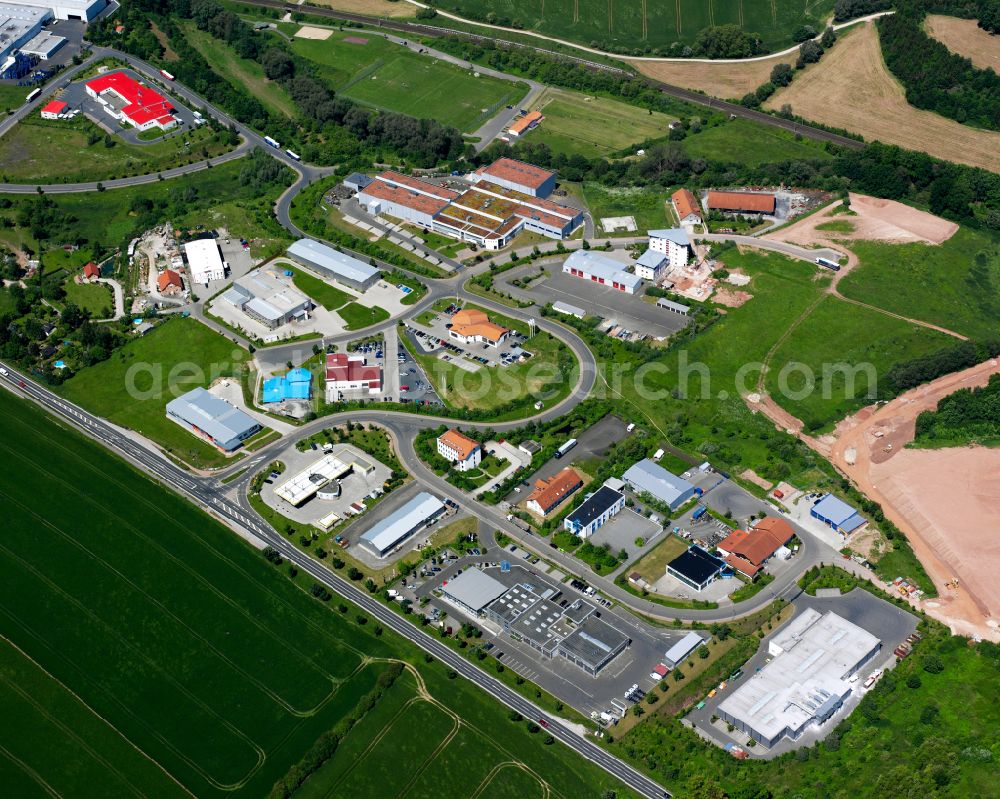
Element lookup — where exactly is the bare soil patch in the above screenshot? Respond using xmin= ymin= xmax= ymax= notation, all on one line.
xmin=925 ymin=14 xmax=1000 ymax=72
xmin=830 ymin=359 xmax=1000 ymax=640
xmin=740 ymin=469 xmax=773 ymax=490
xmin=294 ymin=25 xmax=333 ymax=40
xmin=307 ymin=0 xmax=416 ymax=16
xmin=151 ymin=21 xmax=179 ymax=62
xmin=712 ymin=288 xmax=752 ymax=307
xmin=626 ymin=53 xmax=795 ymax=99
xmin=767 ymin=193 xmax=958 ymax=248
xmin=764 ymin=23 xmax=1000 ymax=174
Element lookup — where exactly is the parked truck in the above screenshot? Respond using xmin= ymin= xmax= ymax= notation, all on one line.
xmin=692 ymin=505 xmax=708 ymax=521
xmin=554 ymin=438 xmax=577 ymax=459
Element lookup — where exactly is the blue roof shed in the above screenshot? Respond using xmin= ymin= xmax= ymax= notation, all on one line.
xmin=810 ymin=493 xmax=865 ymax=534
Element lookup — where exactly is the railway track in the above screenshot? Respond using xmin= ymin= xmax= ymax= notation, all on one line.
xmin=237 ymin=0 xmax=864 ymax=150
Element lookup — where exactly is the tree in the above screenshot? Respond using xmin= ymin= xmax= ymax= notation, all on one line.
xmin=922 ymin=654 xmax=945 ymax=674
xmin=693 ymin=24 xmax=764 ymax=59
xmin=821 ymin=25 xmax=837 ymax=49
xmin=797 ymin=40 xmax=823 ymax=68
xmin=770 ymin=62 xmax=794 ymax=87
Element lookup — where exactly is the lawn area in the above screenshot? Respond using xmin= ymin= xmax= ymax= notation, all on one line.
xmin=339 ymin=302 xmax=390 ymax=330
xmin=63 ymin=279 xmax=114 ymax=317
xmin=681 ymin=118 xmax=833 ymax=166
xmin=0 ymin=81 xmax=34 ymax=112
xmin=411 ymin=327 xmax=577 ymax=419
xmin=0 ymin=114 xmax=236 ymax=183
xmin=56 ymin=317 xmax=250 ymax=469
xmin=286 ymin=264 xmax=353 ymax=309
xmin=289 ymin=29 xmax=522 ymax=131
xmin=0 ymin=389 xmax=642 ymax=799
xmin=837 ymin=226 xmax=1000 ymax=341
xmin=629 ymin=534 xmax=689 ymax=583
xmin=183 ymin=21 xmax=296 ymax=117
xmin=527 ymin=86 xmax=675 ymax=157
xmin=815 ymin=219 xmax=855 ymax=232
xmin=582 ymin=183 xmax=672 ymax=236
xmin=764 ymin=295 xmax=954 ymax=431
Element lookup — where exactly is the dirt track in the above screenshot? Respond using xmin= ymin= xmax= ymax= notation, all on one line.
xmin=764 ymin=23 xmax=1000 ymax=173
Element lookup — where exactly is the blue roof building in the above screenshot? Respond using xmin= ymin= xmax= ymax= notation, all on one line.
xmin=810 ymin=493 xmax=866 ymax=535
xmin=262 ymin=368 xmax=312 ymax=404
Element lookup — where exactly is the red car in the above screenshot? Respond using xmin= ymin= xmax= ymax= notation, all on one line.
xmin=538 ymin=718 xmax=548 ymax=728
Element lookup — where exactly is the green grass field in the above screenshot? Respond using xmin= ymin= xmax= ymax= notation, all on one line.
xmin=0 ymin=159 xmax=293 ymax=258
xmin=56 ymin=317 xmax=250 ymax=469
xmin=628 ymin=534 xmax=689 ymax=583
xmin=764 ymin=296 xmax=954 ymax=430
xmin=286 ymin=264 xmax=353 ymax=309
xmin=339 ymin=302 xmax=390 ymax=330
xmin=527 ymin=87 xmax=675 ymax=157
xmin=837 ymin=226 xmax=1000 ymax=341
xmin=63 ymin=279 xmax=114 ymax=317
xmin=441 ymin=0 xmax=837 ymax=52
xmin=0 ymin=390 xmax=639 ymax=799
xmin=682 ymin=118 xmax=834 ymax=166
xmin=288 ymin=29 xmax=521 ymax=131
xmin=582 ymin=183 xmax=672 ymax=235
xmin=411 ymin=327 xmax=577 ymax=418
xmin=0 ymin=114 xmax=235 ymax=183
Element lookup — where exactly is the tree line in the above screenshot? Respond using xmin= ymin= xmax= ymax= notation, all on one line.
xmin=878 ymin=2 xmax=1000 ymax=130
xmin=914 ymin=372 xmax=1000 ymax=445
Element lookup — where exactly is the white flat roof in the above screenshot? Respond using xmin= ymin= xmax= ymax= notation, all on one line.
xmin=563 ymin=250 xmax=642 ymax=291
xmin=288 ymin=238 xmax=380 ymax=286
xmin=360 ymin=492 xmax=445 ymax=556
xmin=718 ymin=610 xmax=881 ymax=744
xmin=664 ymin=631 xmax=703 ymax=665
xmin=443 ymin=568 xmax=509 ymax=612
xmin=275 ymin=446 xmax=372 ymax=505
xmin=184 ymin=239 xmax=225 ymax=282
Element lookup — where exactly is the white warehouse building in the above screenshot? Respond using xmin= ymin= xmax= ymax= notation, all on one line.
xmin=4 ymin=0 xmax=106 ymax=21
xmin=359 ymin=492 xmax=447 ymax=558
xmin=562 ymin=250 xmax=642 ymax=294
xmin=717 ymin=609 xmax=881 ymax=748
xmin=184 ymin=238 xmax=226 ymax=284
xmin=286 ymin=238 xmax=380 ymax=292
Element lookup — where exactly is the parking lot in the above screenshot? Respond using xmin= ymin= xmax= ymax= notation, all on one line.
xmin=259 ymin=441 xmax=393 ymax=530
xmin=588 ymin=508 xmax=663 ymax=563
xmin=406 ymin=305 xmax=531 ymax=370
xmin=507 ymin=414 xmax=630 ymax=503
xmin=497 ymin=263 xmax=690 ymax=340
xmin=398 ymin=331 xmax=445 ymax=407
xmin=57 ymin=68 xmax=202 ymax=145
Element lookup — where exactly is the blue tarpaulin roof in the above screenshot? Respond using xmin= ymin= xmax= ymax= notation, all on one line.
xmin=262 ymin=369 xmax=312 ymax=403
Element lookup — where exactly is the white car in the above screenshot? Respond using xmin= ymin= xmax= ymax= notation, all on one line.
xmin=0 ymin=367 xmax=7 ymax=376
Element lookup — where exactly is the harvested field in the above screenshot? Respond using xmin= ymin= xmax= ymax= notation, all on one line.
xmin=307 ymin=0 xmax=416 ymax=16
xmin=766 ymin=193 xmax=959 ymax=247
xmin=925 ymin=14 xmax=1000 ymax=72
xmin=829 ymin=359 xmax=1000 ymax=640
xmin=626 ymin=53 xmax=795 ymax=100
xmin=764 ymin=23 xmax=1000 ymax=173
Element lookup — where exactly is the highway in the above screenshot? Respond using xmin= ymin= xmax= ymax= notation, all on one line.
xmin=0 ymin=364 xmax=670 ymax=799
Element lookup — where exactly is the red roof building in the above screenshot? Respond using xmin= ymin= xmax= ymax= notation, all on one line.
xmin=325 ymin=353 xmax=382 ymax=399
xmin=717 ymin=517 xmax=795 ymax=578
xmin=671 ymin=188 xmax=702 ymax=224
xmin=82 ymin=262 xmax=100 ymax=280
xmin=40 ymin=100 xmax=69 ymax=120
xmin=157 ymin=269 xmax=183 ymax=294
xmin=84 ymin=72 xmax=177 ymax=131
xmin=437 ymin=428 xmax=481 ymax=471
xmin=473 ymin=157 xmax=556 ymax=197
xmin=526 ymin=467 xmax=583 ymax=516
xmin=706 ymin=191 xmax=776 ymax=215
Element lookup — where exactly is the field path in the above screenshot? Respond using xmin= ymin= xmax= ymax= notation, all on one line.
xmin=403 ymin=0 xmax=892 ymax=62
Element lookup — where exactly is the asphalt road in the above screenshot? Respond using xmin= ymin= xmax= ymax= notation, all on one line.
xmin=0 ymin=364 xmax=671 ymax=799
